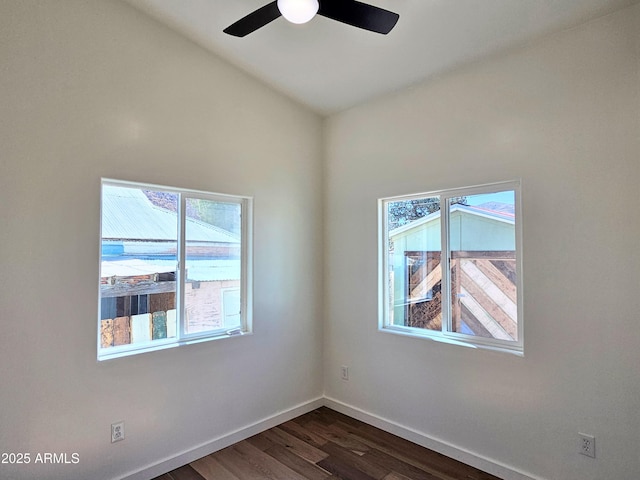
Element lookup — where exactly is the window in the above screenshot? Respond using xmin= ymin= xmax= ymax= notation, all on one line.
xmin=379 ymin=181 xmax=522 ymax=354
xmin=98 ymin=179 xmax=252 ymax=360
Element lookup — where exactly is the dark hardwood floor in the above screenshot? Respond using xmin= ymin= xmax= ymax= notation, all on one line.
xmin=152 ymin=407 xmax=501 ymax=480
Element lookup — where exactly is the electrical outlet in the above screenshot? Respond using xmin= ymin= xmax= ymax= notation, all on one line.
xmin=579 ymin=433 xmax=595 ymax=458
xmin=111 ymin=421 xmax=125 ymax=443
xmin=340 ymin=365 xmax=349 ymax=380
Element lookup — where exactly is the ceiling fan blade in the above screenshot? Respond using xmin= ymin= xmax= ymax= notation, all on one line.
xmin=223 ymin=1 xmax=281 ymax=37
xmin=318 ymin=0 xmax=399 ymax=34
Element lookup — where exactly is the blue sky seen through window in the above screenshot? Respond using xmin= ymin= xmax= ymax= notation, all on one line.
xmin=466 ymin=191 xmax=514 ymax=206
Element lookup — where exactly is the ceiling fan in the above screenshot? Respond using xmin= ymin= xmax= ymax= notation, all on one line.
xmin=223 ymin=0 xmax=399 ymax=37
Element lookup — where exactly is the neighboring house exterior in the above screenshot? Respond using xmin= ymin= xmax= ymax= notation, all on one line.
xmin=388 ymin=204 xmax=517 ymax=340
xmin=100 ymin=186 xmax=241 ymax=348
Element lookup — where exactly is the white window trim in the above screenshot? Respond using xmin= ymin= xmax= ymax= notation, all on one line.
xmin=98 ymin=179 xmax=253 ymax=361
xmin=378 ymin=180 xmax=523 ymax=356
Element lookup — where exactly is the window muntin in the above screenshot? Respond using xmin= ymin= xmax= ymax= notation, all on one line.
xmin=379 ymin=182 xmax=522 ymax=353
xmin=98 ymin=180 xmax=252 ymax=360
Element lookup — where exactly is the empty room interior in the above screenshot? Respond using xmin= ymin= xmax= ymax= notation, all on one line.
xmin=1 ymin=1 xmax=639 ymax=479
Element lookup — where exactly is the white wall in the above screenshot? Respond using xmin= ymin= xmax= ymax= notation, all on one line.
xmin=324 ymin=5 xmax=640 ymax=480
xmin=2 ymin=1 xmax=639 ymax=479
xmin=0 ymin=1 xmax=323 ymax=479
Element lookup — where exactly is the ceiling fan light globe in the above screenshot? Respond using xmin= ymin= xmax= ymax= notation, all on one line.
xmin=277 ymin=0 xmax=319 ymax=24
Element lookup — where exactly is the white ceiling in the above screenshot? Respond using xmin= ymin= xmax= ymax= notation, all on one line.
xmin=122 ymin=0 xmax=636 ymax=114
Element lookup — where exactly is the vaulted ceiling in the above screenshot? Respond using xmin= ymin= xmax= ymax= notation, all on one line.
xmin=122 ymin=0 xmax=636 ymax=114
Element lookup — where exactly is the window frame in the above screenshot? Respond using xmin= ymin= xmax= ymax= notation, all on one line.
xmin=378 ymin=180 xmax=523 ymax=355
xmin=98 ymin=179 xmax=253 ymax=361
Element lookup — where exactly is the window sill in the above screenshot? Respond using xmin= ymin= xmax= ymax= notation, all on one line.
xmin=97 ymin=330 xmax=252 ymax=361
xmin=379 ymin=325 xmax=523 ymax=357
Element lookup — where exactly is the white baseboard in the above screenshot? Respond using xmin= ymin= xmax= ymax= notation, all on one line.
xmin=121 ymin=396 xmax=324 ymax=480
xmin=323 ymin=396 xmax=544 ymax=480
xmin=122 ymin=395 xmax=543 ymax=480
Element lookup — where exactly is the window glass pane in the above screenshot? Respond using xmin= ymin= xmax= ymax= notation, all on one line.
xmin=386 ymin=197 xmax=442 ymax=330
xmin=184 ymin=198 xmax=242 ymax=335
xmin=449 ymin=190 xmax=518 ymax=340
xmin=99 ymin=185 xmax=178 ymax=350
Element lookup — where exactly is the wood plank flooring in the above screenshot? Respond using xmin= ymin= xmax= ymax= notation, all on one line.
xmin=152 ymin=407 xmax=502 ymax=480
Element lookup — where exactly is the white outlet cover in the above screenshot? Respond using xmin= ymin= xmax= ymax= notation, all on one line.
xmin=111 ymin=422 xmax=125 ymax=443
xmin=579 ymin=432 xmax=595 ymax=458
